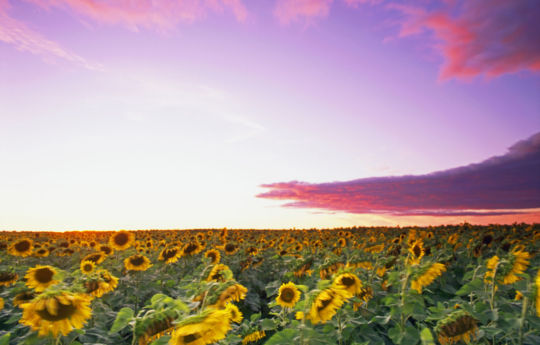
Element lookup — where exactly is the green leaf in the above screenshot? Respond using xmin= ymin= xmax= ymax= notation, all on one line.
xmin=109 ymin=307 xmax=134 ymax=334
xmin=456 ymin=278 xmax=482 ymax=296
xmin=0 ymin=333 xmax=10 ymax=345
xmin=150 ymin=335 xmax=171 ymax=345
xmin=261 ymin=318 xmax=276 ymax=331
xmin=420 ymin=328 xmax=435 ymax=345
xmin=265 ymin=329 xmax=299 ymax=345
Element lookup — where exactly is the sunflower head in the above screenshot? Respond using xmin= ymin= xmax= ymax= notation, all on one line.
xmin=276 ymin=282 xmax=301 ymax=308
xmin=13 ymin=290 xmax=37 ymax=307
xmin=124 ymin=254 xmax=152 ymax=271
xmin=24 ymin=265 xmax=60 ymax=292
xmin=307 ymin=287 xmax=350 ymax=324
xmin=206 ymin=264 xmax=233 ymax=282
xmin=225 ymin=303 xmax=243 ymax=323
xmin=204 ymin=249 xmax=221 ymax=264
xmin=80 ymin=260 xmax=96 ymax=274
xmin=159 ymin=246 xmax=182 ymax=264
xmin=223 ymin=242 xmax=239 ymax=255
xmin=19 ymin=291 xmax=92 ymax=337
xmin=83 ymin=252 xmax=106 ymax=265
xmin=435 ymin=310 xmax=478 ymax=345
xmin=0 ymin=271 xmax=18 ymax=287
xmin=9 ymin=238 xmax=33 ymax=257
xmin=109 ymin=230 xmax=135 ymax=251
xmin=34 ymin=248 xmax=50 ymax=257
xmin=407 ymin=239 xmax=425 ymax=266
xmin=182 ymin=242 xmax=202 ymax=256
xmin=333 ymin=273 xmax=362 ymax=295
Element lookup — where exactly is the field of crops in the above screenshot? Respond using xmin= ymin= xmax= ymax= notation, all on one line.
xmin=0 ymin=225 xmax=539 ymax=345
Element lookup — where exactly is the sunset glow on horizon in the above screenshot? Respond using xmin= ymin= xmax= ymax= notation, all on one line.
xmin=1 ymin=0 xmax=539 ymax=230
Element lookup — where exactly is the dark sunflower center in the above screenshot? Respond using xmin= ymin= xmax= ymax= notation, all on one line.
xmin=413 ymin=245 xmax=421 ymax=257
xmin=341 ymin=276 xmax=355 ymax=287
xmin=85 ymin=281 xmax=100 ymax=293
xmin=440 ymin=316 xmax=476 ymax=337
xmin=482 ymin=235 xmax=493 ymax=245
xmin=86 ymin=254 xmax=102 ymax=263
xmin=163 ymin=249 xmax=177 ymax=260
xmin=101 ymin=246 xmax=112 ymax=255
xmin=83 ymin=264 xmax=93 ymax=271
xmin=0 ymin=272 xmax=17 ymax=282
xmin=183 ymin=333 xmax=201 ymax=343
xmin=225 ymin=244 xmax=236 ymax=252
xmin=130 ymin=256 xmax=145 ymax=266
xmin=34 ymin=268 xmax=54 ymax=283
xmin=114 ymin=233 xmax=129 ymax=246
xmin=16 ymin=292 xmax=35 ymax=302
xmin=184 ymin=243 xmax=198 ymax=254
xmin=15 ymin=240 xmax=31 ymax=252
xmin=280 ymin=288 xmax=295 ymax=302
xmin=36 ymin=299 xmax=77 ymax=321
xmin=37 ymin=249 xmax=47 ymax=254
xmin=317 ymin=295 xmax=334 ymax=312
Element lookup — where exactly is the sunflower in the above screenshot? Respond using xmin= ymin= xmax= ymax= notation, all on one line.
xmin=99 ymin=245 xmax=114 ymax=256
xmin=25 ymin=265 xmax=60 ymax=292
xmin=204 ymin=249 xmax=221 ymax=264
xmin=85 ymin=269 xmax=118 ymax=298
xmin=169 ymin=309 xmax=232 ymax=345
xmin=13 ymin=291 xmax=36 ymax=307
xmin=9 ymin=238 xmax=33 ymax=257
xmin=82 ymin=252 xmax=106 ymax=265
xmin=484 ymin=255 xmax=499 ymax=284
xmin=501 ymin=249 xmax=531 ymax=285
xmin=435 ymin=310 xmax=478 ymax=345
xmin=0 ymin=271 xmax=18 ymax=286
xmin=307 ymin=287 xmax=351 ymax=324
xmin=276 ymin=282 xmax=301 ymax=308
xmin=211 ymin=283 xmax=248 ymax=308
xmin=80 ymin=260 xmax=96 ymax=274
xmin=333 ymin=273 xmax=363 ymax=295
xmin=407 ymin=239 xmax=424 ymax=266
xmin=124 ymin=254 xmax=152 ymax=271
xmin=19 ymin=291 xmax=92 ymax=337
xmin=411 ymin=263 xmax=446 ymax=294
xmin=109 ymin=230 xmax=135 ymax=251
xmin=34 ymin=248 xmax=50 ymax=257
xmin=225 ymin=303 xmax=243 ymax=323
xmin=137 ymin=315 xmax=177 ymax=345
xmin=159 ymin=246 xmax=182 ymax=264
xmin=206 ymin=264 xmax=233 ymax=282
xmin=353 ymin=286 xmax=373 ymax=311
xmin=223 ymin=242 xmax=239 ymax=255
xmin=536 ymin=270 xmax=540 ymax=317
xmin=242 ymin=330 xmax=266 ymax=345
xmin=182 ymin=242 xmax=203 ymax=256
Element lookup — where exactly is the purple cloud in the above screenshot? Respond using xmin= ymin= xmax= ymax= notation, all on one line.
xmin=257 ymin=132 xmax=540 ymax=216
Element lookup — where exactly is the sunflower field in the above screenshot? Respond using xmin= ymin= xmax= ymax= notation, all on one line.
xmin=0 ymin=224 xmax=539 ymax=345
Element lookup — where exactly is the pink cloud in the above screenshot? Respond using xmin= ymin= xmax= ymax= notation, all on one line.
xmin=274 ymin=0 xmax=334 ymax=25
xmin=258 ymin=132 xmax=540 ymax=217
xmin=26 ymin=0 xmax=248 ymax=31
xmin=0 ymin=0 xmax=98 ymax=69
xmin=389 ymin=1 xmax=540 ymax=80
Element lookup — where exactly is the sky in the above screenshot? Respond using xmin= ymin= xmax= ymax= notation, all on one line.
xmin=1 ymin=0 xmax=539 ymax=230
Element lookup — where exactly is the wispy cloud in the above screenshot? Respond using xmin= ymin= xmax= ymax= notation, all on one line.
xmin=258 ymin=132 xmax=540 ymax=216
xmin=0 ymin=0 xmax=99 ymax=69
xmin=274 ymin=0 xmax=334 ymax=25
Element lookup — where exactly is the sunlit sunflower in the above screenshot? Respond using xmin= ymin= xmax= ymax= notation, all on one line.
xmin=307 ymin=287 xmax=351 ymax=324
xmin=137 ymin=315 xmax=177 ymax=345
xmin=225 ymin=303 xmax=243 ymax=323
xmin=84 ymin=269 xmax=119 ymax=298
xmin=484 ymin=256 xmax=499 ymax=284
xmin=501 ymin=249 xmax=531 ymax=285
xmin=0 ymin=297 xmax=3 ymax=311
xmin=169 ymin=309 xmax=232 ymax=345
xmin=9 ymin=238 xmax=33 ymax=257
xmin=242 ymin=330 xmax=266 ymax=345
xmin=19 ymin=291 xmax=92 ymax=337
xmin=80 ymin=260 xmax=96 ymax=275
xmin=25 ymin=265 xmax=60 ymax=292
xmin=124 ymin=254 xmax=152 ymax=271
xmin=353 ymin=286 xmax=373 ymax=311
xmin=99 ymin=245 xmax=114 ymax=256
xmin=13 ymin=291 xmax=36 ymax=307
xmin=206 ymin=264 xmax=233 ymax=282
xmin=333 ymin=273 xmax=363 ymax=295
xmin=182 ymin=241 xmax=203 ymax=256
xmin=223 ymin=242 xmax=239 ymax=255
xmin=411 ymin=263 xmax=446 ymax=294
xmin=34 ymin=248 xmax=50 ymax=257
xmin=0 ymin=271 xmax=18 ymax=286
xmin=435 ymin=310 xmax=478 ymax=345
xmin=82 ymin=252 xmax=106 ymax=265
xmin=407 ymin=239 xmax=424 ymax=266
xmin=204 ymin=249 xmax=221 ymax=264
xmin=109 ymin=230 xmax=135 ymax=251
xmin=159 ymin=246 xmax=182 ymax=264
xmin=211 ymin=283 xmax=248 ymax=308
xmin=276 ymin=282 xmax=301 ymax=308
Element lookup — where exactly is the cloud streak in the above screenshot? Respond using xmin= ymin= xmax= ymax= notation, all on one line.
xmin=257 ymin=132 xmax=540 ymax=216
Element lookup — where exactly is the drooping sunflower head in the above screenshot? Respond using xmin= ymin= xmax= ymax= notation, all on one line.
xmin=182 ymin=242 xmax=202 ymax=256
xmin=307 ymin=287 xmax=350 ymax=324
xmin=204 ymin=249 xmax=221 ymax=264
xmin=34 ymin=248 xmax=50 ymax=257
xmin=80 ymin=260 xmax=96 ymax=274
xmin=19 ymin=291 xmax=92 ymax=337
xmin=13 ymin=290 xmax=36 ymax=307
xmin=206 ymin=264 xmax=233 ymax=283
xmin=169 ymin=309 xmax=232 ymax=345
xmin=225 ymin=303 xmax=243 ymax=323
xmin=159 ymin=246 xmax=182 ymax=264
xmin=24 ymin=265 xmax=60 ymax=292
xmin=85 ymin=269 xmax=119 ymax=298
xmin=500 ymin=248 xmax=531 ymax=285
xmin=9 ymin=238 xmax=33 ymax=257
xmin=410 ymin=262 xmax=446 ymax=294
xmin=276 ymin=282 xmax=301 ymax=308
xmin=242 ymin=330 xmax=266 ymax=345
xmin=435 ymin=310 xmax=478 ymax=345
xmin=124 ymin=254 xmax=152 ymax=271
xmin=82 ymin=252 xmax=106 ymax=265
xmin=333 ymin=273 xmax=362 ymax=295
xmin=0 ymin=271 xmax=18 ymax=287
xmin=210 ymin=283 xmax=248 ymax=308
xmin=109 ymin=230 xmax=135 ymax=251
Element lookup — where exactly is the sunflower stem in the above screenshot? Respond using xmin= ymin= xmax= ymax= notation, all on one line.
xmin=400 ymin=269 xmax=410 ymax=328
xmin=518 ymin=295 xmax=528 ymax=345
